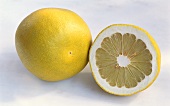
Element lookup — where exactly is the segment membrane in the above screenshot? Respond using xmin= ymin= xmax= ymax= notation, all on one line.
xmin=110 ymin=33 xmax=123 ymax=55
xmin=127 ymin=39 xmax=146 ymax=58
xmin=127 ymin=65 xmax=145 ymax=82
xmin=99 ymin=64 xmax=117 ymax=79
xmin=130 ymin=62 xmax=152 ymax=76
xmin=131 ymin=49 xmax=152 ymax=62
xmin=122 ymin=33 xmax=136 ymax=56
xmin=101 ymin=37 xmax=119 ymax=57
xmin=116 ymin=67 xmax=125 ymax=88
xmin=95 ymin=32 xmax=152 ymax=88
xmin=125 ymin=67 xmax=137 ymax=88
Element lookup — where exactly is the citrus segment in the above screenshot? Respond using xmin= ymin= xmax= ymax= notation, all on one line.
xmin=122 ymin=33 xmax=136 ymax=56
xmin=95 ymin=32 xmax=153 ymax=88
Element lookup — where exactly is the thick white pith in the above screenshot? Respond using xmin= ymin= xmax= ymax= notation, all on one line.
xmin=90 ymin=25 xmax=158 ymax=95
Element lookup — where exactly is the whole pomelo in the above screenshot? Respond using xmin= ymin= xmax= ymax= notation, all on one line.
xmin=15 ymin=8 xmax=92 ymax=81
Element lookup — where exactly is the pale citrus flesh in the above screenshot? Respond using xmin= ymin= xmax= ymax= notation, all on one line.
xmin=15 ymin=8 xmax=92 ymax=81
xmin=89 ymin=24 xmax=161 ymax=96
xmin=96 ymin=32 xmax=152 ymax=88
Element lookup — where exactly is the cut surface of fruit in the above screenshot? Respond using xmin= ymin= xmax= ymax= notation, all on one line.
xmin=89 ymin=24 xmax=161 ymax=96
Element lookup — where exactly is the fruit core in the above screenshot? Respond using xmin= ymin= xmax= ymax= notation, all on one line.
xmin=117 ymin=55 xmax=130 ymax=67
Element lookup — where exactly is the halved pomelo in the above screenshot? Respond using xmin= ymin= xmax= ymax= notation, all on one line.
xmin=89 ymin=24 xmax=161 ymax=96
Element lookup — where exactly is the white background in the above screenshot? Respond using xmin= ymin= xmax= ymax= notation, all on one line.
xmin=0 ymin=0 xmax=170 ymax=106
